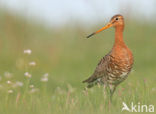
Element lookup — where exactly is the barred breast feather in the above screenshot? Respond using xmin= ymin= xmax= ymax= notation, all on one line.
xmin=83 ymin=45 xmax=133 ymax=87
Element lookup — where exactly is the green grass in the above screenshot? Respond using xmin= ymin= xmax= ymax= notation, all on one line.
xmin=0 ymin=11 xmax=156 ymax=114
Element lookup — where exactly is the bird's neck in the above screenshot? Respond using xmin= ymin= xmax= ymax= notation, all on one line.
xmin=114 ymin=26 xmax=125 ymax=46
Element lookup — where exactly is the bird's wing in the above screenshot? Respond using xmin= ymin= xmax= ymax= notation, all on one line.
xmin=83 ymin=53 xmax=111 ymax=83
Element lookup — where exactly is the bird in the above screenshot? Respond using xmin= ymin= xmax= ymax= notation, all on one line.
xmin=83 ymin=14 xmax=134 ymax=101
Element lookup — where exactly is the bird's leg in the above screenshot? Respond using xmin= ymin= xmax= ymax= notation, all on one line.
xmin=109 ymin=84 xmax=116 ymax=102
xmin=103 ymin=84 xmax=107 ymax=99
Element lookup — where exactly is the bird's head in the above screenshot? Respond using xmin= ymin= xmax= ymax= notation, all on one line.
xmin=87 ymin=14 xmax=124 ymax=38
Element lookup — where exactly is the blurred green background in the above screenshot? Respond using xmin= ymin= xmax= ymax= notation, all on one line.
xmin=0 ymin=1 xmax=156 ymax=114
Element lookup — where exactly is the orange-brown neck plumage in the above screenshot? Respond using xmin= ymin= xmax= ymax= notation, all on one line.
xmin=114 ymin=25 xmax=125 ymax=47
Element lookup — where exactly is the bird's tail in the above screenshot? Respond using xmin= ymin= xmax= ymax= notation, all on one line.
xmin=82 ymin=77 xmax=94 ymax=83
xmin=82 ymin=78 xmax=89 ymax=83
xmin=82 ymin=76 xmax=97 ymax=88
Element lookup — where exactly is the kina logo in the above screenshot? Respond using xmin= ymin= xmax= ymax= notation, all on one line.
xmin=121 ymin=102 xmax=154 ymax=112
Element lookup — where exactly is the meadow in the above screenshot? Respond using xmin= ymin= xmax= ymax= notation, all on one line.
xmin=0 ymin=11 xmax=156 ymax=114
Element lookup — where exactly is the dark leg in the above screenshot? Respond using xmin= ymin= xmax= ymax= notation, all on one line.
xmin=109 ymin=84 xmax=116 ymax=102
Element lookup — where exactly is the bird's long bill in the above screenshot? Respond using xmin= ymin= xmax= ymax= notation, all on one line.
xmin=87 ymin=22 xmax=113 ymax=38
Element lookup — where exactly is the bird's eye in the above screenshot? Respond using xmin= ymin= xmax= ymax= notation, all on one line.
xmin=115 ymin=18 xmax=119 ymax=20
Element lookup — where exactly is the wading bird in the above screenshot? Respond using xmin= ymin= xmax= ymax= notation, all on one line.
xmin=83 ymin=14 xmax=133 ymax=101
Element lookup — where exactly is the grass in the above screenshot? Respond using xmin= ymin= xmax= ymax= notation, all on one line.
xmin=0 ymin=11 xmax=156 ymax=114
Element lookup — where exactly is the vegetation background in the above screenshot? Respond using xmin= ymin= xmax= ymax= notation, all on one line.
xmin=0 ymin=1 xmax=156 ymax=114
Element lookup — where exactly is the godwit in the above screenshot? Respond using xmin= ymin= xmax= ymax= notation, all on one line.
xmin=83 ymin=14 xmax=134 ymax=100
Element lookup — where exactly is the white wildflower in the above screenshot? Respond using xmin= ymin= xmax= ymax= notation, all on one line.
xmin=41 ymin=77 xmax=48 ymax=82
xmin=4 ymin=72 xmax=13 ymax=78
xmin=29 ymin=85 xmax=34 ymax=88
xmin=13 ymin=81 xmax=23 ymax=88
xmin=16 ymin=81 xmax=23 ymax=87
xmin=8 ymin=90 xmax=13 ymax=93
xmin=29 ymin=61 xmax=36 ymax=66
xmin=7 ymin=80 xmax=12 ymax=84
xmin=24 ymin=72 xmax=32 ymax=78
xmin=43 ymin=73 xmax=49 ymax=77
xmin=40 ymin=73 xmax=49 ymax=82
xmin=29 ymin=88 xmax=39 ymax=93
xmin=24 ymin=49 xmax=32 ymax=55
